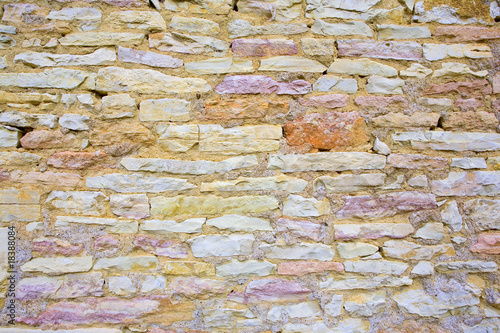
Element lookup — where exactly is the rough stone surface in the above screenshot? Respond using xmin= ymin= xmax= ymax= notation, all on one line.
xmin=337 ymin=40 xmax=423 ymax=61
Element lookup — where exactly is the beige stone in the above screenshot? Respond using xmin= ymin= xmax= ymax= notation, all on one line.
xmin=94 ymin=256 xmax=159 ymax=270
xmin=139 ymin=98 xmax=190 ymax=122
xmin=59 ymin=33 xmax=144 ymax=46
xmin=201 ymin=176 xmax=307 ymax=192
xmin=259 ymin=56 xmax=327 ymax=73
xmin=169 ymin=16 xmax=219 ymax=35
xmin=21 ymin=257 xmax=93 ymax=275
xmin=185 ymin=58 xmax=254 ymax=74
xmin=107 ymin=11 xmax=166 ymax=32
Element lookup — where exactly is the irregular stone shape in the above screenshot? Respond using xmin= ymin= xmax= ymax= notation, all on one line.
xmin=87 ymin=173 xmax=195 ymax=193
xmin=432 ymin=62 xmax=488 ymax=79
xmin=0 ymin=205 xmax=40 ymax=222
xmin=305 ymin=0 xmax=386 ymax=18
xmin=432 ymin=172 xmax=500 ymax=196
xmin=268 ymin=301 xmax=321 ymax=322
xmin=320 ymin=275 xmax=412 ymax=290
xmin=283 ymin=319 xmax=370 ymax=333
xmin=163 ymin=0 xmax=233 ymax=14
xmin=283 ymin=195 xmax=331 ymax=217
xmin=59 ymin=32 xmax=144 ymax=46
xmin=299 ymin=94 xmax=349 ymax=109
xmin=451 ymin=157 xmax=486 ymax=170
xmin=0 ymin=69 xmax=92 ymax=89
xmin=425 ymin=79 xmax=492 ymax=97
xmin=400 ymin=63 xmax=433 ymax=78
xmin=470 ymin=232 xmax=500 ymax=254
xmin=94 ymin=256 xmax=158 ymax=270
xmin=32 ymin=237 xmax=83 ymax=255
xmin=59 ymin=114 xmax=89 ymax=131
xmin=313 ymin=75 xmax=358 ymax=94
xmin=344 ymin=291 xmax=385 ymax=317
xmin=301 ymin=38 xmax=336 ymax=56
xmin=216 ymin=260 xmax=275 ymax=277
xmin=0 ymin=125 xmax=21 ymax=147
xmin=201 ymin=176 xmax=307 ymax=193
xmin=259 ymin=56 xmax=327 ymax=73
xmin=435 ymin=26 xmax=500 ymax=42
xmin=20 ymin=130 xmax=77 ymax=149
xmin=169 ymin=277 xmax=226 ymax=298
xmin=100 ymin=94 xmax=137 ymax=119
xmin=237 ymin=0 xmax=302 ymax=22
xmin=10 ymin=171 xmax=82 ymax=187
xmin=394 ymin=289 xmax=479 ymax=317
xmin=414 ymin=222 xmax=444 ymax=240
xmin=56 ymin=216 xmax=138 ymax=234
xmin=108 ymin=276 xmax=135 ymax=296
xmin=205 ymin=215 xmax=270 ymax=232
xmin=14 ymin=49 xmax=116 ymax=68
xmin=232 ymin=39 xmax=297 ymax=57
xmin=276 ymin=217 xmax=325 ymax=242
xmin=110 ymin=194 xmax=149 ymax=219
xmin=393 ymin=131 xmax=500 ymax=152
xmin=442 ymin=111 xmax=498 ymax=131
xmin=412 ymin=0 xmax=490 ymax=25
xmin=373 ymin=138 xmax=391 ymax=155
xmin=338 ymin=40 xmax=423 ymax=61
xmin=46 ymin=191 xmax=108 ymax=216
xmin=164 ymin=261 xmax=213 ymax=275
xmin=337 ymin=242 xmax=379 ymax=259
xmin=185 ymin=57 xmax=254 ymax=74
xmin=277 ymin=261 xmax=343 ymax=276
xmin=372 ymin=112 xmax=439 ymax=128
xmin=388 ymin=153 xmax=448 ymax=170
xmin=47 ymin=151 xmax=107 ymax=170
xmin=312 ymin=19 xmax=373 ymax=37
xmin=0 ymin=188 xmax=40 ymax=204
xmin=228 ymin=19 xmax=308 ymax=38
xmin=142 ymin=275 xmax=168 ymax=293
xmin=260 ymin=243 xmax=335 ymax=261
xmin=383 ymin=240 xmax=454 ymax=260
xmin=149 ymin=32 xmax=229 ymax=55
xmin=418 ymin=97 xmax=452 ymax=111
xmin=455 ymin=97 xmax=485 ymax=111
xmin=1 ymin=111 xmax=57 ymax=130
xmin=117 ymin=47 xmax=182 ymax=68
xmin=236 ymin=278 xmax=311 ymax=302
xmin=462 ymin=319 xmax=500 ymax=333
xmin=464 ymin=199 xmax=500 ymax=231
xmin=411 ymin=261 xmax=434 ymax=277
xmin=325 ymin=295 xmax=343 ymax=317
xmin=215 ymin=75 xmax=311 ymax=95
xmin=169 ymin=16 xmax=219 ymax=35
xmin=0 ymin=152 xmax=41 ymax=166
xmin=435 ymin=261 xmax=498 ymax=273
xmin=355 ymin=95 xmax=408 ymax=109
xmin=96 ymin=67 xmax=211 ymax=94
xmin=335 ymin=223 xmax=414 ymax=239
xmin=21 ymin=256 xmax=93 ymax=275
xmin=133 ymin=234 xmax=188 ymax=258
xmin=366 ymin=76 xmax=404 ymax=95
xmin=337 ymin=191 xmax=437 ymax=220
xmin=377 ymin=24 xmax=430 ymax=40
xmin=140 ymin=218 xmax=205 ymax=234
xmin=285 ymin=111 xmax=367 ymax=150
xmin=139 ymin=98 xmax=190 ymax=122
xmin=328 ymin=58 xmax=397 ymax=77
xmin=94 ymin=235 xmax=119 ymax=251
xmin=314 ymin=174 xmax=385 ymax=193
xmin=423 ymin=43 xmax=492 ymax=61
xmin=344 ymin=260 xmax=408 ymax=275
xmin=268 ymin=152 xmax=386 ymax=172
xmin=107 ymin=10 xmax=165 ymax=32
xmin=121 ymin=155 xmax=257 ymax=175
xmin=189 ymin=234 xmax=255 ymax=257
xmin=47 ymin=7 xmax=101 ymax=21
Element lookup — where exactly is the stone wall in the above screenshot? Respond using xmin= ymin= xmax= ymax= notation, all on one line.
xmin=0 ymin=0 xmax=500 ymax=332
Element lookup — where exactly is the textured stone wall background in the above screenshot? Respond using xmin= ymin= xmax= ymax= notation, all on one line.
xmin=0 ymin=0 xmax=500 ymax=332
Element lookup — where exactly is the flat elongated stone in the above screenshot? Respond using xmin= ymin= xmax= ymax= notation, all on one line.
xmin=259 ymin=56 xmax=327 ymax=73
xmin=378 ymin=24 xmax=431 ymax=40
xmin=47 ymin=7 xmax=101 ymax=21
xmin=431 ymin=171 xmax=500 ymax=196
xmin=312 ymin=19 xmax=373 ymax=37
xmin=338 ymin=40 xmax=423 ymax=61
xmin=383 ymin=240 xmax=454 ymax=260
xmin=134 ymin=234 xmax=188 ymax=258
xmin=55 ymin=216 xmax=138 ymax=234
xmin=435 ymin=26 xmax=500 ymax=42
xmin=436 ymin=261 xmax=498 ymax=273
xmin=372 ymin=112 xmax=439 ymax=128
xmin=432 ymin=62 xmax=488 ymax=78
xmin=344 ymin=260 xmax=408 ymax=275
xmin=276 ymin=217 xmax=325 ymax=242
xmin=425 ymin=79 xmax=492 ymax=97
xmin=463 ymin=199 xmax=500 ymax=230
xmin=139 ymin=98 xmax=190 ymax=122
xmin=442 ymin=111 xmax=498 ymax=131
xmin=140 ymin=218 xmax=205 ymax=234
xmin=96 ymin=67 xmax=211 ymax=94
xmin=278 ymin=261 xmax=344 ymax=276
xmin=314 ymin=174 xmax=385 ymax=193
xmin=268 ymin=152 xmax=386 ymax=172
xmin=0 ymin=69 xmax=92 ymax=89
xmin=232 ymin=39 xmax=297 ymax=57
xmin=87 ymin=173 xmax=195 ymax=193
xmin=164 ymin=261 xmax=213 ymax=275
xmin=46 ymin=191 xmax=108 ymax=216
xmin=32 ymin=237 xmax=83 ymax=256
xmin=313 ymin=75 xmax=358 ymax=94
xmin=337 ymin=191 xmax=437 ymax=220
xmin=335 ymin=223 xmax=414 ymax=239
xmin=169 ymin=277 xmax=226 ymax=298
xmin=21 ymin=257 xmax=93 ymax=275
xmin=199 ymin=98 xmax=281 ymax=121
xmin=185 ymin=57 xmax=254 ymax=74
xmin=48 ymin=151 xmax=107 ymax=169
xmin=94 ymin=256 xmax=158 ymax=270
xmin=190 ymin=234 xmax=255 ymax=257
xmin=0 ymin=152 xmax=41 ymax=166
xmin=393 ymin=131 xmax=500 ymax=152
xmin=10 ymin=171 xmax=81 ymax=187
xmin=215 ymin=75 xmax=311 ymax=95
xmin=117 ymin=47 xmax=182 ymax=68
xmin=328 ymin=58 xmax=397 ymax=77
xmin=228 ymin=19 xmax=308 ymax=38
xmin=260 ymin=243 xmax=335 ymax=261
xmin=0 ymin=205 xmax=40 ymax=222
xmin=355 ymin=95 xmax=408 ymax=108
xmin=388 ymin=153 xmax=448 ymax=170
xmin=282 ymin=320 xmax=370 ymax=333
xmin=337 ymin=242 xmax=379 ymax=259
xmin=201 ymin=176 xmax=307 ymax=193
xmin=59 ymin=32 xmax=144 ymax=46
xmin=121 ymin=155 xmax=258 ymax=175
xmin=20 ymin=130 xmax=77 ymax=149
xmin=14 ymin=49 xmax=116 ymax=67
xmin=301 ymin=38 xmax=336 ymax=56
xmin=237 ymin=278 xmax=311 ymax=302
xmin=206 ymin=215 xmax=271 ymax=232
xmin=320 ymin=275 xmax=412 ymax=290
xmin=283 ymin=195 xmax=331 ymax=217
xmin=110 ymin=194 xmax=149 ymax=219
xmin=471 ymin=232 xmax=500 ymax=254
xmin=366 ymin=76 xmax=404 ymax=94
xmin=423 ymin=43 xmax=492 ymax=61
xmin=216 ymin=260 xmax=275 ymax=277
xmin=299 ymin=94 xmax=349 ymax=109
xmin=169 ymin=16 xmax=219 ymax=35
xmin=149 ymin=32 xmax=229 ymax=55
xmin=107 ymin=10 xmax=166 ymax=32
xmin=268 ymin=301 xmax=321 ymax=322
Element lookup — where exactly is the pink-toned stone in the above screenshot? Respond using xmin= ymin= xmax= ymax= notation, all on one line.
xmin=33 ymin=237 xmax=84 ymax=256
xmin=17 ymin=277 xmax=62 ymax=301
xmin=231 ymin=39 xmax=298 ymax=57
xmin=284 ymin=111 xmax=367 ymax=150
xmin=276 ymin=217 xmax=325 ymax=242
xmin=442 ymin=111 xmax=499 ymax=131
xmin=435 ymin=26 xmax=500 ymax=42
xmin=454 ymin=98 xmax=485 ymax=111
xmin=277 ymin=261 xmax=344 ymax=276
xmin=94 ymin=234 xmax=120 ymax=251
xmin=169 ymin=277 xmax=227 ymax=298
xmin=47 ymin=151 xmax=108 ymax=170
xmin=470 ymin=232 xmax=500 ymax=254
xmin=2 ymin=3 xmax=47 ymax=24
xmin=20 ymin=130 xmax=76 ymax=149
xmin=336 ymin=191 xmax=437 ymax=220
xmin=424 ymin=79 xmax=492 ymax=98
xmin=9 ymin=170 xmax=82 ymax=187
xmin=133 ymin=234 xmax=188 ymax=258
xmin=0 ymin=169 xmax=9 ymax=181
xmin=493 ymin=73 xmax=500 ymax=94
xmin=354 ymin=95 xmax=408 ymax=108
xmin=230 ymin=278 xmax=311 ymax=303
xmin=201 ymin=98 xmax=288 ymax=120
xmin=493 ymin=99 xmax=500 ymax=112
xmin=299 ymin=94 xmax=349 ymax=109
xmin=337 ymin=39 xmax=423 ymax=61
xmin=215 ymin=75 xmax=311 ymax=95
xmin=388 ymin=153 xmax=449 ymax=170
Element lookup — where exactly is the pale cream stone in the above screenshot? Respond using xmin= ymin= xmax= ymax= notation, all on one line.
xmin=169 ymin=16 xmax=220 ymax=35
xmin=13 ymin=49 xmax=116 ymax=67
xmin=107 ymin=11 xmax=166 ymax=32
xmin=328 ymin=58 xmax=397 ymax=77
xmin=21 ymin=257 xmax=93 ymax=275
xmin=344 ymin=260 xmax=409 ymax=275
xmin=140 ymin=218 xmax=205 ymax=234
xmin=201 ymin=176 xmax=307 ymax=193
xmin=260 ymin=243 xmax=335 ymax=261
xmin=383 ymin=240 xmax=454 ymax=260
xmin=344 ymin=291 xmax=386 ymax=317
xmin=59 ymin=33 xmax=144 ymax=46
xmin=320 ymin=275 xmax=413 ymax=290
xmin=189 ymin=234 xmax=255 ymax=257
xmin=377 ymin=24 xmax=430 ymax=40
xmin=94 ymin=256 xmax=159 ymax=270
xmin=267 ymin=301 xmax=321 ymax=322
xmin=139 ymin=98 xmax=190 ymax=122
xmin=312 ymin=19 xmax=373 ymax=37
xmin=55 ymin=216 xmax=138 ymax=234
xmin=216 ymin=260 xmax=275 ymax=277
xmin=432 ymin=62 xmax=489 ymax=78
xmin=423 ymin=43 xmax=493 ymax=61
xmin=400 ymin=63 xmax=433 ymax=78
xmin=259 ymin=56 xmax=327 ymax=73
xmin=185 ymin=58 xmax=254 ymax=74
xmin=337 ymin=242 xmax=379 ymax=259
xmin=283 ymin=195 xmax=331 ymax=217
xmin=206 ymin=215 xmax=272 ymax=232
xmin=107 ymin=275 xmax=136 ymax=295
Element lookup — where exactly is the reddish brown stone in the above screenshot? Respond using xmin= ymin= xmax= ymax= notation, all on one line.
xmin=133 ymin=234 xmax=188 ymax=258
xmin=33 ymin=237 xmax=84 ymax=255
xmin=94 ymin=234 xmax=120 ymax=251
xmin=276 ymin=217 xmax=325 ymax=242
xmin=20 ymin=130 xmax=76 ymax=149
xmin=435 ymin=26 xmax=500 ymax=42
xmin=277 ymin=261 xmax=344 ymax=276
xmin=424 ymin=79 xmax=492 ymax=98
xmin=215 ymin=75 xmax=311 ymax=95
xmin=231 ymin=39 xmax=298 ymax=57
xmin=201 ymin=98 xmax=288 ymax=120
xmin=299 ymin=94 xmax=349 ymax=109
xmin=454 ymin=98 xmax=485 ymax=111
xmin=470 ymin=232 xmax=500 ymax=254
xmin=388 ymin=153 xmax=448 ymax=170
xmin=442 ymin=111 xmax=499 ymax=131
xmin=9 ymin=170 xmax=82 ymax=187
xmin=354 ymin=95 xmax=408 ymax=109
xmin=284 ymin=111 xmax=368 ymax=150
xmin=47 ymin=151 xmax=108 ymax=170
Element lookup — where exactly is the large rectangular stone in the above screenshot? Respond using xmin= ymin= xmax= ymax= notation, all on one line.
xmin=260 ymin=244 xmax=335 ymax=261
xmin=228 ymin=19 xmax=308 ymax=38
xmin=59 ymin=32 xmax=144 ymax=46
xmin=232 ymin=39 xmax=297 ymax=57
xmin=334 ymin=223 xmax=414 ymax=239
xmin=0 ymin=205 xmax=40 ymax=222
xmin=463 ymin=199 xmax=500 ymax=230
xmin=0 ymin=69 xmax=92 ymax=89
xmin=55 ymin=216 xmax=138 ymax=234
xmin=201 ymin=176 xmax=307 ymax=192
xmin=21 ymin=256 xmax=93 ymax=275
xmin=86 ymin=173 xmax=195 ymax=193
xmin=320 ymin=275 xmax=413 ymax=290
xmin=344 ymin=260 xmax=408 ymax=275
xmin=149 ymin=32 xmax=229 ymax=55
xmin=13 ymin=49 xmax=116 ymax=68
xmin=0 ymin=187 xmax=40 ymax=204
xmin=388 ymin=153 xmax=448 ymax=170
xmin=313 ymin=174 xmax=386 ymax=193
xmin=431 ymin=172 xmax=500 ymax=196
xmin=337 ymin=40 xmax=423 ymax=61
xmin=383 ymin=240 xmax=455 ymax=260
xmin=423 ymin=43 xmax=492 ymax=61
xmin=393 ymin=131 xmax=500 ymax=152
xmin=45 ymin=191 xmax=108 ymax=216
xmin=434 ymin=26 xmax=500 ymax=42
xmin=189 ymin=234 xmax=255 ymax=257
